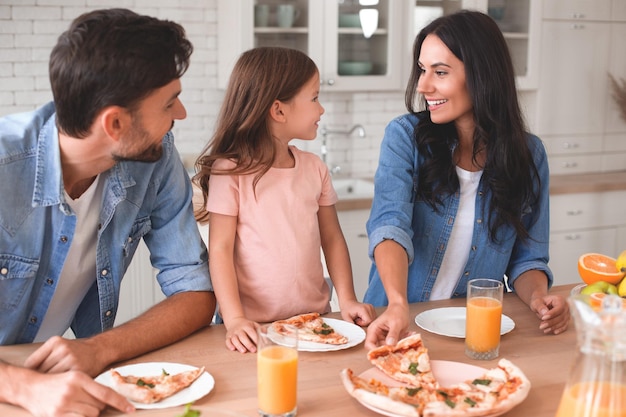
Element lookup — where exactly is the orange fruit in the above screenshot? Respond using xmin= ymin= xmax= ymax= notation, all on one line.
xmin=578 ymin=253 xmax=624 ymax=285
xmin=589 ymin=293 xmax=626 ymax=310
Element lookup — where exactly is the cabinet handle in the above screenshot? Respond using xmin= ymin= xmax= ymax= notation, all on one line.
xmin=562 ymin=161 xmax=578 ymax=168
xmin=570 ymin=23 xmax=585 ymax=30
xmin=562 ymin=142 xmax=580 ymax=149
xmin=357 ymin=233 xmax=368 ymax=238
xmin=326 ymin=78 xmax=335 ymax=86
xmin=566 ymin=210 xmax=583 ymax=216
xmin=565 ymin=234 xmax=581 ymax=240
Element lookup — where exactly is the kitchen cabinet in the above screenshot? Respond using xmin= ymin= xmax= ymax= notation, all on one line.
xmin=338 ymin=209 xmax=372 ymax=302
xmin=217 ymin=0 xmax=409 ymax=91
xmin=549 ymin=190 xmax=626 ymax=285
xmin=411 ymin=0 xmax=541 ymax=90
xmin=536 ymin=0 xmax=626 ymax=174
xmin=115 ymin=241 xmax=164 ymax=325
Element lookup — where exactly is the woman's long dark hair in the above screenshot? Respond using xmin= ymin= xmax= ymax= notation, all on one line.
xmin=405 ymin=10 xmax=539 ymax=243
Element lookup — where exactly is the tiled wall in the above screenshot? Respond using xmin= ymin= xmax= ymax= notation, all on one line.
xmin=0 ymin=0 xmax=409 ymax=179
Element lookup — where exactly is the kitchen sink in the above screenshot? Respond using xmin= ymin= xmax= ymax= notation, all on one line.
xmin=332 ymin=178 xmax=375 ymax=200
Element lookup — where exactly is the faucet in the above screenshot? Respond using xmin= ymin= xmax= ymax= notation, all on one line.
xmin=319 ymin=124 xmax=366 ymax=173
xmin=319 ymin=124 xmax=366 ymax=139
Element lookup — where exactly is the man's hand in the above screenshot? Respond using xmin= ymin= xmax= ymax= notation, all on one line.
xmin=24 ymin=336 xmax=105 ymax=376
xmin=4 ymin=364 xmax=134 ymax=417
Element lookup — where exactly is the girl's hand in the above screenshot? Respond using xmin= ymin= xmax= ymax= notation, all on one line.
xmin=224 ymin=317 xmax=260 ymax=353
xmin=339 ymin=300 xmax=377 ymax=327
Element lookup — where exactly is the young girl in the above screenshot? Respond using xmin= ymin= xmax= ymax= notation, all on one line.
xmin=194 ymin=47 xmax=375 ymax=353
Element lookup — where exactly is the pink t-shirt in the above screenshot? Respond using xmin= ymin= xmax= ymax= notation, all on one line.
xmin=207 ymin=146 xmax=338 ymax=322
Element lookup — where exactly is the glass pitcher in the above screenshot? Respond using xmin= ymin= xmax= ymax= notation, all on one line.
xmin=555 ymin=293 xmax=626 ymax=417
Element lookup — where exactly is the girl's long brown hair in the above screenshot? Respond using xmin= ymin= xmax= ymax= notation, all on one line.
xmin=193 ymin=47 xmax=318 ymax=223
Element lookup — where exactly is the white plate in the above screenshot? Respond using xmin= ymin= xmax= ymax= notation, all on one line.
xmin=414 ymin=307 xmax=515 ymax=338
xmin=353 ymin=361 xmax=523 ymax=417
xmin=269 ymin=318 xmax=366 ymax=352
xmin=95 ymin=362 xmax=214 ymax=409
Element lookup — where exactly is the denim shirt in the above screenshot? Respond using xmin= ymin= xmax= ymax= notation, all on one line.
xmin=0 ymin=103 xmax=213 ymax=345
xmin=364 ymin=113 xmax=552 ymax=306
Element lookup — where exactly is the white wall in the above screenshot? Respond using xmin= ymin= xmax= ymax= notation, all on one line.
xmin=0 ymin=0 xmax=411 ymax=179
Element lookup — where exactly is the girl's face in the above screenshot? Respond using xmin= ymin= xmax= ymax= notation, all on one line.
xmin=281 ymin=72 xmax=324 ymax=142
xmin=417 ymin=34 xmax=474 ymax=131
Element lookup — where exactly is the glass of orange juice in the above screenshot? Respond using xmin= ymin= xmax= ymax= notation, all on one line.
xmin=465 ymin=278 xmax=503 ymax=360
xmin=257 ymin=324 xmax=298 ymax=417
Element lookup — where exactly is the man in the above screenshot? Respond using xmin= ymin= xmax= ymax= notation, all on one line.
xmin=0 ymin=9 xmax=215 ymax=416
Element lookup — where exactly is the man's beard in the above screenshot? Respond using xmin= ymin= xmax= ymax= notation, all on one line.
xmin=112 ymin=120 xmax=167 ymax=163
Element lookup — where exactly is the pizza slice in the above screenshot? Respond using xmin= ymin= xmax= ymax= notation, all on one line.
xmin=272 ymin=312 xmax=348 ymax=345
xmin=109 ymin=366 xmax=205 ymax=404
xmin=341 ymin=358 xmax=531 ymax=417
xmin=423 ymin=359 xmax=531 ymax=417
xmin=367 ymin=333 xmax=438 ymax=388
xmin=340 ymin=368 xmax=436 ymax=417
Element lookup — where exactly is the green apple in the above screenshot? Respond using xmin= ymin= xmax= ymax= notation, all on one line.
xmin=618 ymin=278 xmax=626 ymax=298
xmin=581 ymin=281 xmax=618 ymax=295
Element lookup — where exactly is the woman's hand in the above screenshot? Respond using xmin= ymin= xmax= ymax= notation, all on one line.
xmin=364 ymin=302 xmax=411 ymax=350
xmin=530 ymin=294 xmax=570 ymax=335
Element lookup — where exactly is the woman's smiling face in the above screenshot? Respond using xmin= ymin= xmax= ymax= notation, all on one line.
xmin=417 ymin=34 xmax=474 ymax=130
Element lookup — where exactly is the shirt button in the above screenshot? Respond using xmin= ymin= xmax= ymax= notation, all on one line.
xmin=0 ymin=267 xmax=7 ymax=275
xmin=464 ymin=271 xmax=469 ymax=276
xmin=97 ymin=223 xmax=102 ymax=230
xmin=448 ymin=217 xmax=454 ymax=225
xmin=101 ymin=269 xmax=108 ymax=276
xmin=60 ymin=236 xmax=68 ymax=243
xmin=46 ymin=278 xmax=54 ymax=285
xmin=29 ymin=316 xmax=37 ymax=324
xmin=471 ymin=245 xmax=477 ymax=251
xmin=105 ymin=310 xmax=112 ymax=317
xmin=127 ymin=236 xmax=133 ymax=243
xmin=476 ymin=219 xmax=483 ymax=224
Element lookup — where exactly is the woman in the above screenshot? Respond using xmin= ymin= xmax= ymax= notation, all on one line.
xmin=364 ymin=10 xmax=569 ymax=349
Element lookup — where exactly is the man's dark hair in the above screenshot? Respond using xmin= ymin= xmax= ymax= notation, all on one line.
xmin=49 ymin=8 xmax=193 ymax=137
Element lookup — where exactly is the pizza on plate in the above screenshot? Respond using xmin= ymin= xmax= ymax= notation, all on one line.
xmin=109 ymin=366 xmax=205 ymax=404
xmin=272 ymin=312 xmax=349 ymax=345
xmin=341 ymin=334 xmax=531 ymax=417
xmin=367 ymin=333 xmax=437 ymax=389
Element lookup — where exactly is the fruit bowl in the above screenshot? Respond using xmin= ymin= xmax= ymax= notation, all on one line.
xmin=570 ymin=283 xmax=626 ymax=310
xmin=570 ymin=283 xmax=586 ymax=296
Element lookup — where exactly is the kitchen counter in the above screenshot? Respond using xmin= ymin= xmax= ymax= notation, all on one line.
xmin=0 ymin=284 xmax=578 ymax=417
xmin=336 ymin=171 xmax=626 ymax=211
xmin=549 ymin=171 xmax=626 ymax=194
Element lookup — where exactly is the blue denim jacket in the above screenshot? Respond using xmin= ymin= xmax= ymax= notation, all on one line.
xmin=364 ymin=113 xmax=552 ymax=306
xmin=0 ymin=103 xmax=213 ymax=345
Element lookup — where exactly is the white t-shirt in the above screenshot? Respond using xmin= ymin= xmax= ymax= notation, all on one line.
xmin=35 ymin=175 xmax=103 ymax=341
xmin=430 ymin=166 xmax=483 ymax=301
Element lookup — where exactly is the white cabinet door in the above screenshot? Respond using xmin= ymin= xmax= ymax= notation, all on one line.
xmin=338 ymin=209 xmax=371 ymax=302
xmin=536 ymin=21 xmax=610 ymax=136
xmin=115 ymin=241 xmax=162 ymax=326
xmin=605 ymin=22 xmax=626 ymax=134
xmin=549 ymin=190 xmax=626 ymax=285
xmin=542 ymin=0 xmax=611 ymax=21
xmin=549 ymin=228 xmax=617 ymax=285
xmin=217 ymin=0 xmax=409 ymax=92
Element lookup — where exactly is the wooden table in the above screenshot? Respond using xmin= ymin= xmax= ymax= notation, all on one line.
xmin=0 ymin=284 xmax=577 ymax=417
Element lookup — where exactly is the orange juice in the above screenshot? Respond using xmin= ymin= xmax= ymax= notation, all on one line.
xmin=556 ymin=381 xmax=626 ymax=417
xmin=465 ymin=296 xmax=502 ymax=352
xmin=257 ymin=345 xmax=298 ymax=415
